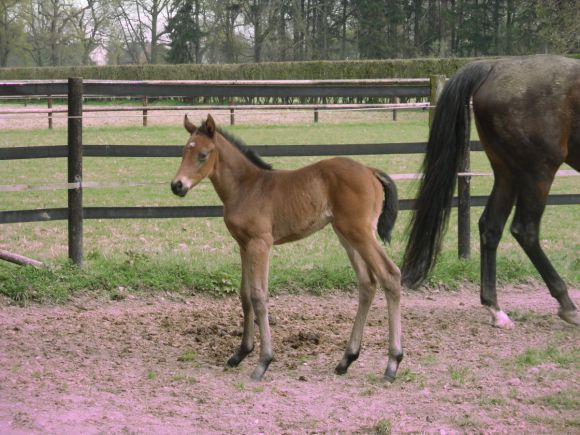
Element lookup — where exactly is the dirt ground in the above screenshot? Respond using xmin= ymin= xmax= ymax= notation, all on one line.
xmin=0 ymin=283 xmax=578 ymax=434
xmin=0 ymin=104 xmax=408 ymax=130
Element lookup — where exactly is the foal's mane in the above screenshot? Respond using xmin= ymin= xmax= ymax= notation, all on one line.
xmin=198 ymin=120 xmax=273 ymax=170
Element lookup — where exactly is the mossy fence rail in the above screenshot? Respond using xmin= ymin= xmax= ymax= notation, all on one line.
xmin=0 ymin=78 xmax=578 ymax=266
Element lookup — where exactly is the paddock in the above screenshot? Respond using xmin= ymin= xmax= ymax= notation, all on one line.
xmin=1 ymin=284 xmax=578 ymax=432
xmin=0 ymin=78 xmax=578 ymax=433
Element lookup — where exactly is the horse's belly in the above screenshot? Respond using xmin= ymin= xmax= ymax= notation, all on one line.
xmin=273 ymin=209 xmax=333 ymax=245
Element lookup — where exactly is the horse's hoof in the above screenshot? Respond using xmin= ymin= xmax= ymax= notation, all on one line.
xmin=334 ymin=364 xmax=348 ymax=375
xmin=558 ymin=309 xmax=580 ymax=326
xmin=492 ymin=310 xmax=514 ymax=329
xmin=250 ymin=369 xmax=265 ymax=381
xmin=226 ymin=356 xmax=239 ymax=368
xmin=383 ymin=373 xmax=396 ymax=383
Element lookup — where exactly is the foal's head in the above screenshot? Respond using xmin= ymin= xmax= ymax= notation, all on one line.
xmin=171 ymin=114 xmax=218 ymax=197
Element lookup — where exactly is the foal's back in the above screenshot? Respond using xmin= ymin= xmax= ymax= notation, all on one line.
xmin=240 ymin=157 xmax=384 ymax=245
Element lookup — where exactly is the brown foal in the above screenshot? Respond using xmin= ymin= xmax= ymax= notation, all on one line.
xmin=171 ymin=114 xmax=403 ymax=381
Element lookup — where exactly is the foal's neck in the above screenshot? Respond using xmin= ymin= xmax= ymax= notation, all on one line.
xmin=209 ymin=133 xmax=262 ymax=203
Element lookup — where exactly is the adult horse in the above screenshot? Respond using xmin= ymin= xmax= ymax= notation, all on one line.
xmin=171 ymin=114 xmax=403 ymax=381
xmin=402 ymin=55 xmax=579 ymax=328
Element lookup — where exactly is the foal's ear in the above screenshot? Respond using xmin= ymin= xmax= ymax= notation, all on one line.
xmin=184 ymin=115 xmax=196 ymax=134
xmin=205 ymin=114 xmax=216 ymax=137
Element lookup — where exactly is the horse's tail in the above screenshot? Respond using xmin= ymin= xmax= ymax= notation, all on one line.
xmin=401 ymin=61 xmax=495 ymax=289
xmin=375 ymin=170 xmax=399 ymax=244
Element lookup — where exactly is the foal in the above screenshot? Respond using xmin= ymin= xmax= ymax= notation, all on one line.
xmin=171 ymin=114 xmax=403 ymax=381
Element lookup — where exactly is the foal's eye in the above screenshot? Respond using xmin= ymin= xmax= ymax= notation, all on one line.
xmin=197 ymin=151 xmax=209 ymax=162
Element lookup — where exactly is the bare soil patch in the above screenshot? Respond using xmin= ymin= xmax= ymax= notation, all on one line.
xmin=1 ymin=284 xmax=579 ymax=434
xmin=0 ymin=104 xmax=409 ymax=130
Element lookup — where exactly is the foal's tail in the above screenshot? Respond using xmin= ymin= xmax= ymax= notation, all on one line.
xmin=401 ymin=61 xmax=495 ymax=289
xmin=375 ymin=170 xmax=398 ymax=244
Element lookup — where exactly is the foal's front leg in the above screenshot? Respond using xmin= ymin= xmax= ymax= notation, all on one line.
xmin=236 ymin=238 xmax=273 ymax=381
xmin=227 ymin=260 xmax=255 ymax=367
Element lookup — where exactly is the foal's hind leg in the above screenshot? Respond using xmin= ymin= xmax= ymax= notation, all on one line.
xmin=510 ymin=175 xmax=579 ymax=325
xmin=479 ymin=175 xmax=517 ymax=328
xmin=336 ymin=225 xmax=403 ymax=381
xmin=334 ymin=232 xmax=377 ymax=375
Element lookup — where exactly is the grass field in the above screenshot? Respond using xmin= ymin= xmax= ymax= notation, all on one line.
xmin=1 ymin=112 xmax=578 ymax=302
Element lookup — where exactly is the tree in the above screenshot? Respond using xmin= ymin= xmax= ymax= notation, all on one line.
xmin=21 ymin=0 xmax=81 ymax=66
xmin=242 ymin=0 xmax=282 ymax=63
xmin=166 ymin=0 xmax=205 ymax=64
xmin=113 ymin=0 xmax=174 ymax=64
xmin=354 ymin=0 xmax=388 ymax=59
xmin=533 ymin=0 xmax=580 ymax=54
xmin=0 ymin=0 xmax=24 ymax=66
xmin=73 ymin=0 xmax=111 ymax=65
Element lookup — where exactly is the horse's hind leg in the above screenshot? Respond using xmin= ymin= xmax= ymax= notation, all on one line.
xmin=334 ymin=232 xmax=377 ymax=375
xmin=335 ymin=225 xmax=403 ymax=381
xmin=510 ymin=175 xmax=579 ymax=325
xmin=479 ymin=175 xmax=516 ymax=328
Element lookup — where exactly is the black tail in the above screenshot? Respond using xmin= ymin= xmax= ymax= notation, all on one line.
xmin=375 ymin=170 xmax=398 ymax=244
xmin=401 ymin=61 xmax=494 ymax=289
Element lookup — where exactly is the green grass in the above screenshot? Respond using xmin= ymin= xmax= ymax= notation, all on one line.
xmin=448 ymin=365 xmax=470 ymax=386
xmin=372 ymin=418 xmax=392 ymax=435
xmin=515 ymin=346 xmax=580 ymax=369
xmin=177 ymin=350 xmax=199 ymax=363
xmin=1 ymin=118 xmax=578 ymax=303
xmin=479 ymin=395 xmax=507 ymax=407
xmin=534 ymin=390 xmax=580 ymax=410
xmin=526 ymin=415 xmax=580 ymax=431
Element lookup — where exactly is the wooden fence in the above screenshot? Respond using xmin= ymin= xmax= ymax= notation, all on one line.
xmin=1 ymin=78 xmax=578 ymax=266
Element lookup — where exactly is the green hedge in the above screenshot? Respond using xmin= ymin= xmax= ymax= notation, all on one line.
xmin=0 ymin=58 xmax=477 ymax=81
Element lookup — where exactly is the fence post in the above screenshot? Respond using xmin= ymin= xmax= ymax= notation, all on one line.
xmin=47 ymin=95 xmax=53 ymax=130
xmin=68 ymin=78 xmax=83 ymax=266
xmin=229 ymin=98 xmax=235 ymax=125
xmin=429 ymin=75 xmax=445 ymax=127
xmin=143 ymin=96 xmax=148 ymax=127
xmin=314 ymin=97 xmax=319 ymax=123
xmin=457 ymin=105 xmax=471 ymax=259
xmin=392 ymin=97 xmax=399 ymax=121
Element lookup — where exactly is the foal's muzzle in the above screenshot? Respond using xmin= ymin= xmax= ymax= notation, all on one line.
xmin=171 ymin=180 xmax=188 ymax=197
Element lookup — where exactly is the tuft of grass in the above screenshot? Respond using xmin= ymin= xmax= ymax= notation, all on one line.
xmin=147 ymin=371 xmax=157 ymax=380
xmin=177 ymin=350 xmax=198 ymax=363
xmin=397 ymin=367 xmax=419 ymax=383
xmin=507 ymin=309 xmax=547 ymax=323
xmin=515 ymin=346 xmax=579 ymax=368
xmin=448 ymin=365 xmax=470 ymax=386
xmin=479 ymin=395 xmax=507 ymax=407
xmin=534 ymin=390 xmax=580 ymax=410
xmin=419 ymin=354 xmax=438 ymax=366
xmin=526 ymin=415 xmax=580 ymax=431
xmin=373 ymin=418 xmax=392 ymax=435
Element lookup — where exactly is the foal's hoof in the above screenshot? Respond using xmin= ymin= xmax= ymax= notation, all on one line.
xmin=383 ymin=372 xmax=396 ymax=383
xmin=334 ymin=364 xmax=348 ymax=376
xmin=491 ymin=310 xmax=514 ymax=329
xmin=226 ymin=356 xmax=240 ymax=368
xmin=558 ymin=309 xmax=580 ymax=326
xmin=250 ymin=367 xmax=266 ymax=382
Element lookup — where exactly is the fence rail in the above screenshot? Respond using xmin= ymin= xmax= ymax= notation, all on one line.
xmin=1 ymin=78 xmax=578 ymax=266
xmin=0 ymin=78 xmax=431 ymax=98
xmin=0 ymin=79 xmax=432 ymax=127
